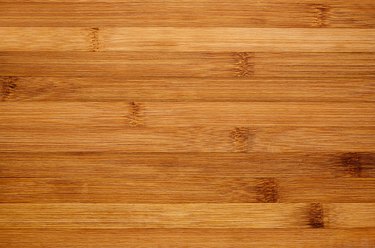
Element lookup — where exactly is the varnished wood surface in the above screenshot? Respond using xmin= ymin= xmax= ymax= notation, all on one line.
xmin=0 ymin=0 xmax=374 ymax=247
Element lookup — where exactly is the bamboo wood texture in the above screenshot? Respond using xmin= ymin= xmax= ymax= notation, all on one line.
xmin=0 ymin=0 xmax=375 ymax=247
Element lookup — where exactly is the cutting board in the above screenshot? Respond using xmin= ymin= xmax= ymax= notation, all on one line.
xmin=0 ymin=0 xmax=374 ymax=247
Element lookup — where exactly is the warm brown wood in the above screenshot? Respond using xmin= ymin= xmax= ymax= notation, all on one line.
xmin=1 ymin=228 xmax=374 ymax=248
xmin=1 ymin=152 xmax=374 ymax=178
xmin=1 ymin=126 xmax=374 ymax=152
xmin=1 ymin=0 xmax=374 ymax=28
xmin=1 ymin=0 xmax=374 ymax=247
xmin=1 ymin=203 xmax=374 ymax=228
xmin=1 ymin=28 xmax=375 ymax=52
xmin=1 ymin=177 xmax=374 ymax=203
xmin=1 ymin=52 xmax=374 ymax=78
xmin=1 ymin=102 xmax=374 ymax=127
xmin=1 ymin=77 xmax=375 ymax=102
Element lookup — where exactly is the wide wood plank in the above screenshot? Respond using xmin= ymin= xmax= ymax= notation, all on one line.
xmin=1 ymin=77 xmax=375 ymax=102
xmin=1 ymin=152 xmax=374 ymax=178
xmin=1 ymin=28 xmax=374 ymax=52
xmin=1 ymin=52 xmax=374 ymax=78
xmin=0 ymin=0 xmax=374 ymax=28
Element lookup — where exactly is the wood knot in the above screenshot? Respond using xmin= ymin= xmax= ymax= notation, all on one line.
xmin=230 ymin=127 xmax=251 ymax=152
xmin=234 ymin=52 xmax=254 ymax=78
xmin=1 ymin=76 xmax=18 ymax=101
xmin=308 ymin=203 xmax=324 ymax=228
xmin=256 ymin=178 xmax=279 ymax=203
xmin=311 ymin=4 xmax=330 ymax=27
xmin=127 ymin=101 xmax=143 ymax=127
xmin=340 ymin=152 xmax=362 ymax=177
xmin=89 ymin=27 xmax=100 ymax=52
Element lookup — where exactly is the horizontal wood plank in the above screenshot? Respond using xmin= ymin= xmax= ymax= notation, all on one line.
xmin=0 ymin=203 xmax=374 ymax=228
xmin=1 ymin=126 xmax=374 ymax=153
xmin=1 ymin=228 xmax=374 ymax=248
xmin=1 ymin=28 xmax=374 ymax=52
xmin=0 ymin=0 xmax=374 ymax=28
xmin=0 ymin=102 xmax=374 ymax=127
xmin=1 ymin=52 xmax=374 ymax=78
xmin=1 ymin=77 xmax=375 ymax=102
xmin=1 ymin=152 xmax=373 ymax=178
xmin=1 ymin=178 xmax=374 ymax=203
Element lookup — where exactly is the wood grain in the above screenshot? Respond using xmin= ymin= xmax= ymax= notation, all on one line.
xmin=1 ymin=0 xmax=374 ymax=246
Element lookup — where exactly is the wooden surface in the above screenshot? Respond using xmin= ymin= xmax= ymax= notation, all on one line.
xmin=0 ymin=1 xmax=374 ymax=247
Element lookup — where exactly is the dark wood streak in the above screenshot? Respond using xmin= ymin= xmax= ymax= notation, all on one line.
xmin=308 ymin=203 xmax=324 ymax=228
xmin=256 ymin=178 xmax=279 ymax=203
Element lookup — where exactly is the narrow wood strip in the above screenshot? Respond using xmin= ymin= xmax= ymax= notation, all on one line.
xmin=1 ymin=28 xmax=374 ymax=52
xmin=0 ymin=177 xmax=268 ymax=203
xmin=278 ymin=178 xmax=375 ymax=203
xmin=0 ymin=28 xmax=93 ymax=52
xmin=1 ymin=102 xmax=374 ymax=127
xmin=0 ymin=126 xmax=374 ymax=153
xmin=328 ymin=204 xmax=375 ymax=228
xmin=1 ymin=228 xmax=374 ymax=248
xmin=0 ymin=203 xmax=373 ymax=228
xmin=1 ymin=152 xmax=373 ymax=178
xmin=1 ymin=52 xmax=373 ymax=78
xmin=1 ymin=77 xmax=374 ymax=102
xmin=0 ymin=203 xmax=313 ymax=228
xmin=0 ymin=178 xmax=374 ymax=203
xmin=0 ymin=0 xmax=374 ymax=28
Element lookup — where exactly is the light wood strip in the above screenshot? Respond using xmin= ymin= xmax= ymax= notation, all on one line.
xmin=1 ymin=228 xmax=374 ymax=248
xmin=0 ymin=178 xmax=374 ymax=203
xmin=0 ymin=0 xmax=374 ymax=28
xmin=0 ymin=126 xmax=374 ymax=152
xmin=0 ymin=102 xmax=374 ymax=127
xmin=328 ymin=204 xmax=375 ymax=228
xmin=1 ymin=52 xmax=374 ymax=78
xmin=0 ymin=28 xmax=92 ymax=52
xmin=0 ymin=203 xmax=322 ymax=228
xmin=1 ymin=152 xmax=373 ymax=178
xmin=1 ymin=28 xmax=374 ymax=52
xmin=1 ymin=77 xmax=375 ymax=102
xmin=0 ymin=203 xmax=374 ymax=228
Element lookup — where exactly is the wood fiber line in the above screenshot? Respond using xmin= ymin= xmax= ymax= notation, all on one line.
xmin=1 ymin=52 xmax=374 ymax=78
xmin=0 ymin=77 xmax=374 ymax=102
xmin=1 ymin=228 xmax=374 ymax=248
xmin=1 ymin=27 xmax=375 ymax=52
xmin=0 ymin=0 xmax=374 ymax=28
